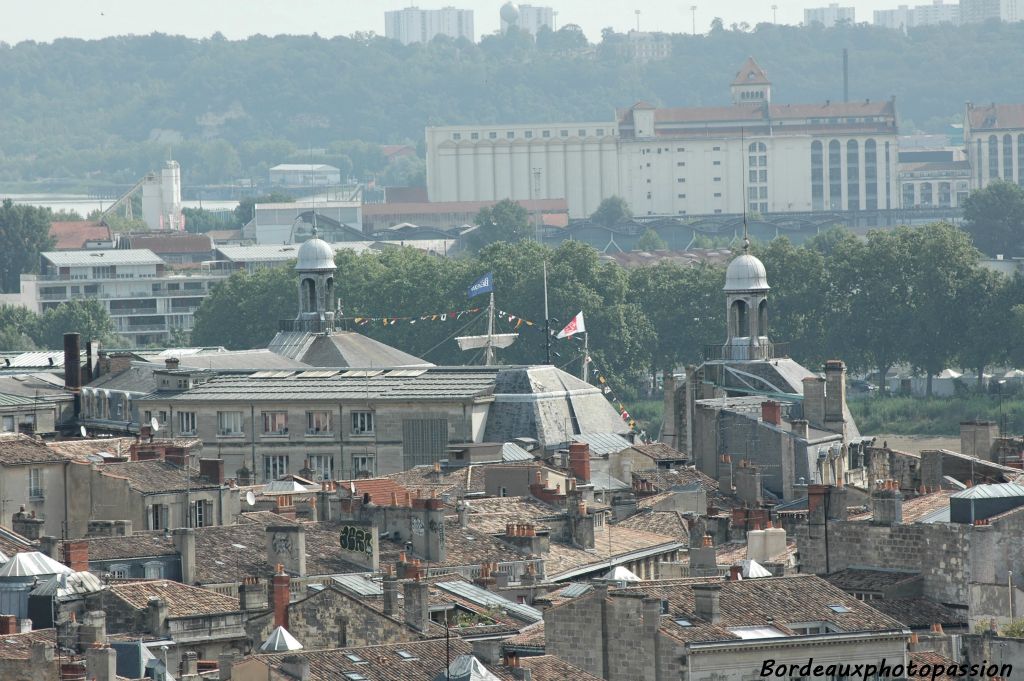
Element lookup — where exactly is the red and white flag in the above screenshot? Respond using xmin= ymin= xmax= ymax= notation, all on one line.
xmin=557 ymin=311 xmax=586 ymax=339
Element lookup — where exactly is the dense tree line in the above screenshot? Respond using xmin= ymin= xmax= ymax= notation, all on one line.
xmin=190 ymin=213 xmax=1024 ymax=398
xmin=0 ymin=301 xmax=118 ymax=350
xmin=2 ymin=21 xmax=1024 ymax=186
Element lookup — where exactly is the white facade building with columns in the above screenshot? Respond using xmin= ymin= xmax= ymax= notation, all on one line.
xmin=426 ymin=58 xmax=899 ymax=218
xmin=965 ymin=102 xmax=1024 ymax=190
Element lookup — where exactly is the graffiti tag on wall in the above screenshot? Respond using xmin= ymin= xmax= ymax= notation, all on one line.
xmin=339 ymin=525 xmax=374 ymax=558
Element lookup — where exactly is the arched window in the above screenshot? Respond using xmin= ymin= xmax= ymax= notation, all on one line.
xmin=1004 ymin=134 xmax=1014 ymax=181
xmin=976 ymin=139 xmax=984 ymax=186
xmin=731 ymin=300 xmax=750 ymax=338
xmin=847 ymin=139 xmax=860 ymax=211
xmin=302 ymin=278 xmax=316 ymax=313
xmin=325 ymin=277 xmax=334 ymax=309
xmin=902 ymin=183 xmax=915 ymax=208
xmin=757 ymin=300 xmax=768 ymax=338
xmin=989 ymin=135 xmax=1000 ymax=181
xmin=811 ymin=141 xmax=824 ymax=211
xmin=828 ymin=140 xmax=842 ymax=210
xmin=938 ymin=182 xmax=951 ymax=207
xmin=864 ymin=139 xmax=877 ymax=210
xmin=920 ymin=182 xmax=933 ymax=206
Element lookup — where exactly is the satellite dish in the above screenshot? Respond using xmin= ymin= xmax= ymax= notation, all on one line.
xmin=150 ymin=417 xmax=160 ymax=432
xmin=245 ymin=491 xmax=256 ymax=507
xmin=79 ymin=426 xmax=87 ymax=438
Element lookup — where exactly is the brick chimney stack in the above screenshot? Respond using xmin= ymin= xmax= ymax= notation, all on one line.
xmin=271 ymin=564 xmax=291 ymax=630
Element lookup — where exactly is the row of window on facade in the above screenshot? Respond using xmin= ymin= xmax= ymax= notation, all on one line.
xmin=974 ymin=133 xmax=1024 ymax=185
xmin=1 ymin=414 xmax=36 ymax=434
xmin=142 ymin=409 xmax=376 ymax=437
xmin=452 ymin=128 xmax=608 ymax=141
xmin=810 ymin=138 xmax=889 ymax=211
xmin=901 ymin=181 xmax=970 ymax=208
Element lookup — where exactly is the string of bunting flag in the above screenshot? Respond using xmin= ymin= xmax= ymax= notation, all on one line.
xmin=341 ymin=307 xmax=542 ymax=328
xmin=573 ymin=345 xmax=647 ymax=441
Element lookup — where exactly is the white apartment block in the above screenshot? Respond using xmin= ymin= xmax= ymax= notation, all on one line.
xmin=384 ymin=6 xmax=474 ymax=45
xmin=875 ymin=1 xmax=959 ymax=29
xmin=964 ymin=102 xmax=1024 ymax=189
xmin=20 ymin=250 xmax=229 ymax=348
xmin=426 ymin=58 xmax=900 ymax=218
xmin=803 ymin=3 xmax=856 ymax=26
xmin=960 ymin=0 xmax=1021 ymax=22
xmin=500 ymin=4 xmax=555 ymax=35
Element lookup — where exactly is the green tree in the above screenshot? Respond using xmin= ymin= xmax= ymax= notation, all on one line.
xmin=637 ymin=228 xmax=668 ymax=251
xmin=191 ymin=266 xmax=298 ymax=349
xmin=962 ymin=180 xmax=1024 ymax=257
xmin=0 ymin=199 xmax=55 ymax=293
xmin=958 ymin=268 xmax=1013 ymax=388
xmin=755 ymin=237 xmax=829 ymax=367
xmin=591 ymin=196 xmax=632 ymax=227
xmin=32 ymin=300 xmax=118 ymax=350
xmin=0 ymin=305 xmax=39 ymax=351
xmin=467 ymin=199 xmax=531 ymax=251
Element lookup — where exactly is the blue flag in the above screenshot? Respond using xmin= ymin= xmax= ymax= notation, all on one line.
xmin=467 ymin=272 xmax=494 ymax=298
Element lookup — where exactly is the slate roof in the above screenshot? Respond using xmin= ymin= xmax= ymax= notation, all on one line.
xmin=868 ymin=598 xmax=967 ymax=629
xmin=142 ymin=367 xmax=496 ymax=403
xmin=848 ymin=491 xmax=954 ymax=523
xmin=825 ymin=568 xmax=920 ymax=593
xmin=0 ymin=392 xmax=43 ymax=407
xmin=83 ymin=531 xmax=176 ymax=562
xmin=107 ymin=580 xmax=240 ymax=617
xmin=0 ymin=434 xmax=68 ymax=465
xmin=714 ymin=539 xmax=797 ymax=566
xmin=123 ymin=233 xmax=213 ymax=254
xmin=96 ymin=460 xmax=220 ymax=494
xmin=0 ymin=373 xmax=69 ymax=399
xmin=268 ymin=331 xmax=431 ymax=369
xmin=85 ymin=363 xmax=160 ymax=393
xmin=622 ymin=442 xmax=689 ymax=462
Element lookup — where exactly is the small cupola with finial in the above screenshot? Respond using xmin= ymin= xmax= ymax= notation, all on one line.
xmin=722 ymin=230 xmax=770 ymax=359
xmin=294 ymin=227 xmax=336 ymax=333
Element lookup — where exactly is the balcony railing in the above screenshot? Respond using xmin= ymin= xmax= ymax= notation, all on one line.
xmin=278 ymin=318 xmax=334 ymax=333
xmin=702 ymin=341 xmax=789 ymax=362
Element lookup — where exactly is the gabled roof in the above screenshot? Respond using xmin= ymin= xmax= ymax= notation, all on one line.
xmin=0 ymin=551 xmax=72 ymax=577
xmin=732 ymin=57 xmax=770 ymax=85
xmin=0 ymin=434 xmax=67 ymax=465
xmin=96 ymin=460 xmax=221 ymax=494
xmin=967 ymin=103 xmax=1024 ymax=131
xmin=335 ymin=477 xmax=415 ymax=505
xmin=107 ymin=579 xmax=240 ymax=617
xmin=49 ymin=221 xmax=111 ymax=250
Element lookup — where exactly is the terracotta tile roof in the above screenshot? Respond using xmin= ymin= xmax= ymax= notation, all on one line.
xmin=0 ymin=628 xmax=55 ymax=659
xmin=616 ymin=510 xmax=689 ymax=545
xmin=502 ymin=621 xmax=545 ymax=650
xmin=461 ymin=496 xmax=558 ymax=534
xmin=336 ymin=477 xmax=414 ymax=505
xmin=107 ymin=579 xmax=240 ymax=617
xmin=848 ymin=491 xmax=953 ymax=523
xmin=622 ymin=443 xmax=689 ymax=462
xmin=379 ymin=518 xmax=527 ymax=568
xmin=83 ymin=531 xmax=176 ymax=562
xmin=909 ymin=651 xmax=960 ymax=679
xmin=46 ymin=438 xmax=137 ymax=460
xmin=518 ymin=654 xmax=605 ymax=681
xmin=384 ymin=464 xmax=485 ymax=498
xmin=0 ymin=526 xmax=37 ymax=557
xmin=544 ymin=525 xmax=682 ymax=580
xmin=96 ymin=460 xmax=221 ymax=494
xmin=732 ymin=57 xmax=770 ymax=85
xmin=634 ymin=468 xmax=741 ymax=509
xmin=867 ymin=598 xmax=967 ymax=630
xmin=825 ymin=568 xmax=920 ymax=594
xmin=621 ymin=574 xmax=904 ymax=635
xmin=0 ymin=434 xmax=68 ymax=465
xmin=967 ymin=103 xmax=1024 ymax=131
xmin=49 ymin=221 xmax=110 ymax=250
xmin=714 ymin=539 xmax=797 ymax=566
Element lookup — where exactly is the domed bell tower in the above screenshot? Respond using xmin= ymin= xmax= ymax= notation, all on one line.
xmin=294 ymin=228 xmax=336 ymax=333
xmin=722 ymin=246 xmax=770 ymax=360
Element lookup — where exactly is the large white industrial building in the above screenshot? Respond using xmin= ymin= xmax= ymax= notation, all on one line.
xmin=384 ymin=6 xmax=475 ymax=45
xmin=426 ymin=58 xmax=900 ymax=219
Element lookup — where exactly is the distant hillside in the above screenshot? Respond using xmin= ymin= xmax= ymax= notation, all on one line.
xmin=1 ymin=21 xmax=1022 ymax=187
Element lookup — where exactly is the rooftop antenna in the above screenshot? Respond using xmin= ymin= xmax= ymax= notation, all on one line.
xmin=740 ymin=126 xmax=750 ymax=252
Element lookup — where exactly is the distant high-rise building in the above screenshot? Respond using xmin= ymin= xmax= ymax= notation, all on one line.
xmin=803 ymin=3 xmax=856 ymax=26
xmin=500 ymin=3 xmax=555 ymax=35
xmin=384 ymin=6 xmax=475 ymax=45
xmin=959 ymin=0 xmax=1020 ymax=22
xmin=874 ymin=1 xmax=959 ymax=29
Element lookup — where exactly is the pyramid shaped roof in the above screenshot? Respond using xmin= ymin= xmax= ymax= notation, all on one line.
xmin=732 ymin=57 xmax=770 ymax=85
xmin=0 ymin=551 xmax=73 ymax=578
xmin=260 ymin=626 xmax=303 ymax=652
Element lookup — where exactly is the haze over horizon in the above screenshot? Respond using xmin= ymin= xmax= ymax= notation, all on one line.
xmin=2 ymin=0 xmax=916 ymax=45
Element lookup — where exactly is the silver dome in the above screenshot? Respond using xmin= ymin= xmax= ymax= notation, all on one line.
xmin=723 ymin=253 xmax=769 ymax=292
xmin=295 ymin=236 xmax=336 ymax=271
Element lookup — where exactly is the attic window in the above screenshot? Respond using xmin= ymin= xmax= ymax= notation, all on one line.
xmin=344 ymin=653 xmax=367 ymax=664
xmin=828 ymin=604 xmax=852 ymax=613
xmin=396 ymin=650 xmax=418 ymax=660
xmin=343 ymin=674 xmax=368 ymax=681
xmin=674 ymin=618 xmax=692 ymax=627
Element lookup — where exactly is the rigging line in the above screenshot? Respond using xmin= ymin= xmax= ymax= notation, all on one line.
xmin=419 ymin=310 xmax=488 ymax=359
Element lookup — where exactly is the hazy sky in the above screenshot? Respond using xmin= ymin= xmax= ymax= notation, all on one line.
xmin=2 ymin=1 xmax=904 ymax=44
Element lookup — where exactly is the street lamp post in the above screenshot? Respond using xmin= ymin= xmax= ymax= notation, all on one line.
xmin=690 ymin=5 xmax=697 ymax=34
xmin=772 ymin=4 xmax=778 ymax=23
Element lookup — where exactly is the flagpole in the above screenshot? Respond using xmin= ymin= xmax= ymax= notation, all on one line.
xmin=485 ymin=291 xmax=495 ymax=366
xmin=543 ymin=260 xmax=551 ymax=365
xmin=581 ymin=332 xmax=589 ymax=381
